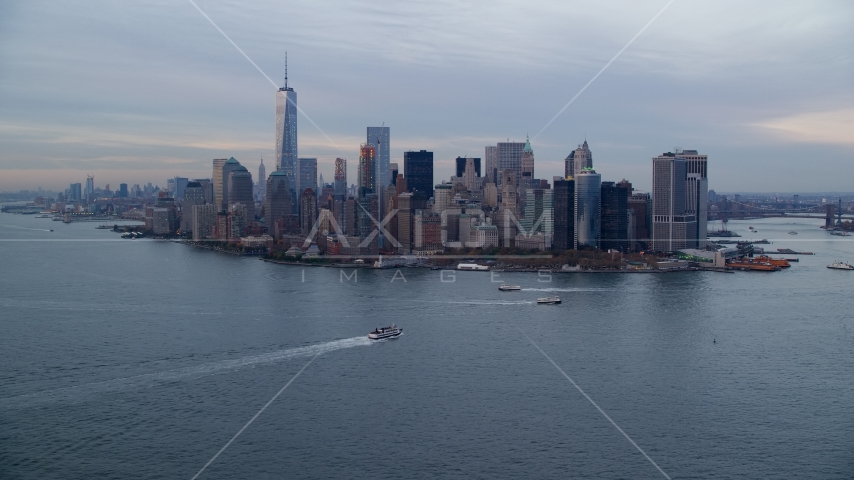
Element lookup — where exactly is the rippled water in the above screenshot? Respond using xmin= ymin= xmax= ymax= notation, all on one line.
xmin=1 ymin=214 xmax=852 ymax=479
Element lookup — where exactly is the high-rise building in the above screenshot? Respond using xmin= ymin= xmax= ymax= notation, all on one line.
xmin=220 ymin=158 xmax=242 ymax=211
xmin=275 ymin=55 xmax=298 ymax=188
xmin=389 ymin=163 xmax=399 ymax=185
xmin=404 ymin=150 xmax=434 ymax=199
xmin=181 ymin=181 xmax=206 ymax=233
xmin=69 ymin=183 xmax=82 ymax=201
xmin=258 ymin=157 xmax=266 ymax=199
xmin=627 ymin=192 xmax=651 ymax=251
xmin=572 ymin=140 xmax=593 ymax=177
xmin=358 ymin=144 xmax=377 ymax=197
xmin=564 ymin=151 xmax=575 ymax=179
xmin=298 ymin=157 xmax=318 ymax=195
xmin=574 ymin=168 xmax=601 ymax=249
xmin=367 ymin=126 xmax=390 ymax=187
xmin=227 ymin=166 xmax=255 ymax=220
xmin=677 ymin=150 xmax=708 ymax=248
xmin=173 ymin=177 xmax=189 ymax=200
xmin=483 ymin=183 xmax=498 ymax=208
xmin=192 ymin=204 xmax=217 ymax=240
xmin=195 ymin=178 xmax=213 ymax=204
xmin=118 ymin=183 xmax=128 ymax=198
xmin=265 ymin=171 xmax=292 ymax=231
xmin=85 ymin=175 xmax=95 ymax=199
xmin=433 ymin=184 xmax=452 ymax=214
xmin=553 ymin=179 xmax=575 ymax=251
xmin=521 ymin=136 xmax=534 ymax=189
xmin=484 ymin=145 xmax=498 ymax=182
xmin=334 ymin=158 xmax=347 ymax=197
xmin=455 ymin=157 xmax=482 ymax=178
xmin=600 ymin=181 xmax=629 ymax=252
xmin=300 ymin=188 xmax=318 ymax=239
xmin=521 ymin=188 xmax=553 ymax=238
xmin=396 ymin=193 xmax=414 ymax=253
xmin=212 ymin=158 xmax=227 ymax=210
xmin=497 ymin=141 xmax=525 ymax=186
xmin=651 ymin=153 xmax=697 ymax=252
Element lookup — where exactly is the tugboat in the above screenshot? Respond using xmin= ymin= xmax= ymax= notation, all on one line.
xmin=827 ymin=261 xmax=854 ymax=271
xmin=368 ymin=324 xmax=403 ymax=340
xmin=498 ymin=284 xmax=521 ymax=291
xmin=537 ymin=296 xmax=561 ymax=305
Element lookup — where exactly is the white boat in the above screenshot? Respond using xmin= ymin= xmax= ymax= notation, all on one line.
xmin=537 ymin=296 xmax=561 ymax=305
xmin=368 ymin=324 xmax=403 ymax=340
xmin=827 ymin=261 xmax=853 ymax=270
xmin=498 ymin=284 xmax=521 ymax=291
xmin=456 ymin=263 xmax=489 ymax=271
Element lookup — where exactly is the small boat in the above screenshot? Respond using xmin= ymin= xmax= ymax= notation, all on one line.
xmin=368 ymin=324 xmax=403 ymax=340
xmin=827 ymin=261 xmax=853 ymax=270
xmin=537 ymin=296 xmax=561 ymax=305
xmin=830 ymin=231 xmax=851 ymax=236
xmin=788 ymin=231 xmax=798 ymax=235
xmin=498 ymin=284 xmax=521 ymax=291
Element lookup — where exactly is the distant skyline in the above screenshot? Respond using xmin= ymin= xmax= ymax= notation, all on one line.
xmin=0 ymin=1 xmax=852 ymax=192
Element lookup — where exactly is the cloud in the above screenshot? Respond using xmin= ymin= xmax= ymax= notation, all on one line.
xmin=753 ymin=109 xmax=854 ymax=146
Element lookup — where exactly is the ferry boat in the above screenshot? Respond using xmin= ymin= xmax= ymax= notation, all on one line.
xmin=537 ymin=296 xmax=561 ymax=305
xmin=498 ymin=284 xmax=521 ymax=291
xmin=368 ymin=324 xmax=403 ymax=340
xmin=827 ymin=261 xmax=853 ymax=270
xmin=755 ymin=255 xmax=791 ymax=268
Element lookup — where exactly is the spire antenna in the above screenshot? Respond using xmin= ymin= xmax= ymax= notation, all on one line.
xmin=284 ymin=51 xmax=288 ymax=89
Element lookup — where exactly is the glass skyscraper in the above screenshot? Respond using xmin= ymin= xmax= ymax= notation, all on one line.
xmin=404 ymin=150 xmax=434 ymax=200
xmin=275 ymin=66 xmax=298 ymax=192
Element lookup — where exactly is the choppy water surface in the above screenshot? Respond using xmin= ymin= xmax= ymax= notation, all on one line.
xmin=1 ymin=214 xmax=852 ymax=479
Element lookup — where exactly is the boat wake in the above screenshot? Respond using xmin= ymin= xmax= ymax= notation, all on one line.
xmin=0 ymin=336 xmax=372 ymax=408
xmin=521 ymin=287 xmax=614 ymax=292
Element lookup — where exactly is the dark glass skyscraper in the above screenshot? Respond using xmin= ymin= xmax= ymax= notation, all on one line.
xmin=600 ymin=181 xmax=629 ymax=252
xmin=404 ymin=150 xmax=434 ymax=199
xmin=455 ymin=157 xmax=481 ymax=178
xmin=553 ymin=179 xmax=575 ymax=251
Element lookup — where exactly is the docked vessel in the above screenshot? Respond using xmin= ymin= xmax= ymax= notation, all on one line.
xmin=498 ymin=284 xmax=521 ymax=291
xmin=727 ymin=259 xmax=780 ymax=271
xmin=368 ymin=324 xmax=403 ymax=339
xmin=829 ymin=231 xmax=851 ymax=236
xmin=537 ymin=296 xmax=561 ymax=305
xmin=755 ymin=255 xmax=791 ymax=268
xmin=827 ymin=261 xmax=853 ymax=270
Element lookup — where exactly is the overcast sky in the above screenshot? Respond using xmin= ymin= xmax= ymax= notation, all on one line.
xmin=1 ymin=0 xmax=852 ymax=193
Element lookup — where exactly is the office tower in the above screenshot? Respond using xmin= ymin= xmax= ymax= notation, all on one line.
xmin=84 ymin=175 xmax=95 ymax=200
xmin=651 ymin=153 xmax=696 ymax=252
xmin=500 ymin=170 xmax=518 ymax=214
xmin=521 ymin=188 xmax=553 ymax=237
xmin=628 ymin=192 xmax=651 ymax=251
xmin=455 ymin=157 xmax=482 ymax=178
xmin=212 ymin=158 xmax=227 ymax=209
xmin=404 ymin=150 xmax=434 ymax=199
xmin=173 ymin=177 xmax=188 ymax=200
xmin=334 ymin=158 xmax=347 ymax=197
xmin=227 ymin=165 xmax=254 ymax=220
xmin=343 ymin=197 xmax=357 ymax=235
xmin=358 ymin=144 xmax=377 ymax=197
xmin=574 ymin=168 xmax=601 ymax=249
xmin=68 ymin=183 xmax=82 ymax=201
xmin=564 ymin=151 xmax=575 ymax=178
xmin=485 ymin=145 xmax=498 ymax=182
xmin=258 ymin=157 xmax=266 ymax=199
xmin=396 ymin=193 xmax=413 ymax=253
xmin=414 ymin=210 xmax=442 ymax=254
xmin=220 ymin=157 xmax=242 ymax=211
xmin=300 ymin=188 xmax=317 ymax=238
xmin=265 ymin=171 xmax=292 ymax=230
xmin=390 ymin=163 xmax=399 ymax=185
xmin=483 ymin=183 xmax=498 ymax=207
xmin=600 ymin=181 xmax=629 ymax=252
xmin=358 ymin=194 xmax=379 ymax=254
xmin=571 ymin=141 xmax=592 ymax=179
xmin=497 ymin=141 xmax=525 ymax=186
xmin=553 ymin=179 xmax=575 ymax=251
xmin=433 ymin=184 xmax=452 ymax=213
xmin=181 ymin=181 xmax=206 ymax=233
xmin=298 ymin=157 xmax=318 ymax=195
xmin=194 ymin=178 xmax=213 ymax=204
xmin=192 ymin=204 xmax=217 ymax=240
xmin=521 ymin=136 xmax=534 ymax=189
xmin=119 ymin=184 xmax=128 ymax=198
xmin=677 ymin=150 xmax=708 ymax=248
xmin=276 ymin=55 xmax=298 ymax=187
xmin=367 ymin=126 xmax=390 ymax=186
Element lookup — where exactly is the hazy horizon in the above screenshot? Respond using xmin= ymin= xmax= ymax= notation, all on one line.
xmin=1 ymin=0 xmax=851 ymax=192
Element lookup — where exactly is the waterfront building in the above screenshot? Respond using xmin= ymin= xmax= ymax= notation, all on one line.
xmin=469 ymin=224 xmax=499 ymax=248
xmin=192 ymin=204 xmax=217 ymax=240
xmin=652 ymin=153 xmax=697 ymax=252
xmin=396 ymin=193 xmax=413 ymax=253
xmin=275 ymin=58 xmax=298 ymax=188
xmin=151 ymin=208 xmax=170 ymax=235
xmin=212 ymin=158 xmax=227 ymax=210
xmin=600 ymin=181 xmax=629 ymax=252
xmin=628 ymin=192 xmax=651 ymax=251
xmin=553 ymin=179 xmax=575 ymax=251
xmin=300 ymin=188 xmax=317 ymax=238
xmin=521 ymin=188 xmax=554 ymax=241
xmin=298 ymin=157 xmax=317 ymax=195
xmin=181 ymin=181 xmax=206 ymax=233
xmin=678 ymin=150 xmax=708 ymax=248
xmin=404 ymin=150 xmax=434 ymax=199
xmin=414 ymin=210 xmax=443 ymax=254
xmin=220 ymin=158 xmax=242 ymax=211
xmin=574 ymin=168 xmax=601 ymax=249
xmin=227 ymin=165 xmax=255 ymax=220
xmin=265 ymin=171 xmax=292 ymax=235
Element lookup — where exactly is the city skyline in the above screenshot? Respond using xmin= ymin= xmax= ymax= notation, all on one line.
xmin=0 ymin=1 xmax=852 ymax=192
